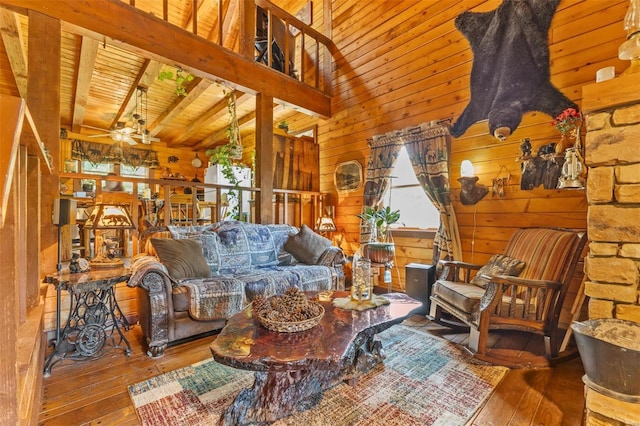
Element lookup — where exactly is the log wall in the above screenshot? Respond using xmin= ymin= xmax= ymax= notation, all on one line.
xmin=292 ymin=1 xmax=628 ymax=322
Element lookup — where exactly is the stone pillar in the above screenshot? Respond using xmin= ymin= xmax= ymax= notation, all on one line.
xmin=581 ymin=73 xmax=640 ymax=425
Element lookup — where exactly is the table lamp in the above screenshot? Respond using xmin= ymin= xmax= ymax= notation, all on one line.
xmin=84 ymin=203 xmax=136 ymax=268
xmin=315 ymin=216 xmax=337 ymax=236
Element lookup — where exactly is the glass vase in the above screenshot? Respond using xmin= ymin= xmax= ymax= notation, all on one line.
xmin=351 ymin=257 xmax=372 ymax=303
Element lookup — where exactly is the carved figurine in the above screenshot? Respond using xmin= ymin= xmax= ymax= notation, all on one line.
xmin=69 ymin=253 xmax=90 ymax=273
xmin=69 ymin=253 xmax=81 ymax=273
xmin=520 ymin=138 xmax=532 ymax=157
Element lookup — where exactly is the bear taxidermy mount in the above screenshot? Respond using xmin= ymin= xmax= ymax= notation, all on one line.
xmin=451 ymin=0 xmax=577 ymax=140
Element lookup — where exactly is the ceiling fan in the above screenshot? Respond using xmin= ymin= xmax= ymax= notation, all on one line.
xmin=84 ymin=122 xmax=159 ymax=145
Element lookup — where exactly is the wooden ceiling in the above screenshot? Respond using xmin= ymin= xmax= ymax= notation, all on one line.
xmin=0 ymin=0 xmax=323 ymax=151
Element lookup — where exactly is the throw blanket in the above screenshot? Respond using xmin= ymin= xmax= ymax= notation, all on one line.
xmin=451 ymin=0 xmax=576 ymax=139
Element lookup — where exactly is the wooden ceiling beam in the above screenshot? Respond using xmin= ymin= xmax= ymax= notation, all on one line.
xmin=0 ymin=0 xmax=331 ymax=118
xmin=0 ymin=8 xmax=27 ymax=97
xmin=148 ymin=77 xmax=212 ymax=137
xmin=71 ymin=36 xmax=98 ymax=133
xmin=167 ymin=91 xmax=237 ymax=146
xmin=193 ymin=101 xmax=257 ymax=150
xmin=109 ymin=59 xmax=163 ymax=129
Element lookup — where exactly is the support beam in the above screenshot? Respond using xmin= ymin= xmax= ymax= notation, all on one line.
xmin=255 ymin=93 xmax=273 ymax=224
xmin=27 ymin=10 xmax=60 ymax=275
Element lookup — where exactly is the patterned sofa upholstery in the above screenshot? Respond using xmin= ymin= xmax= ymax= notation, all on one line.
xmin=128 ymin=221 xmax=346 ymax=357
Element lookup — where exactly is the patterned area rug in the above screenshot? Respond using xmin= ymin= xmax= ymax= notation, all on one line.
xmin=129 ymin=323 xmax=508 ymax=425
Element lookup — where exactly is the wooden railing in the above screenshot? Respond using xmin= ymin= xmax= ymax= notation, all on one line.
xmin=59 ymin=172 xmax=324 ymax=257
xmin=124 ymin=0 xmax=333 ymax=95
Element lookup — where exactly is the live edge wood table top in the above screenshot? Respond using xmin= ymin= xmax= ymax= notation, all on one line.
xmin=211 ymin=291 xmax=421 ymax=425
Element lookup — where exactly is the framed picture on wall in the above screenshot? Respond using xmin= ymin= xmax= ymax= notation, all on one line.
xmin=334 ymin=160 xmax=363 ymax=192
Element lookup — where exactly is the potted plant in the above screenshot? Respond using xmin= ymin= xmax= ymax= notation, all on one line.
xmin=356 ymin=205 xmax=400 ymax=264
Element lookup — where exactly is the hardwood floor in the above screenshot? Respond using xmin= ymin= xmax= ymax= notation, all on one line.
xmin=38 ymin=316 xmax=586 ymax=425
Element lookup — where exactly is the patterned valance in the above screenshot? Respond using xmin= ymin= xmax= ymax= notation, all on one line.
xmin=71 ymin=140 xmax=159 ymax=169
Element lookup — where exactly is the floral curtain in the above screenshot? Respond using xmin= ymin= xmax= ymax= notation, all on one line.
xmin=71 ymin=140 xmax=160 ymax=169
xmin=402 ymin=122 xmax=462 ymax=264
xmin=362 ymin=121 xmax=462 ymax=264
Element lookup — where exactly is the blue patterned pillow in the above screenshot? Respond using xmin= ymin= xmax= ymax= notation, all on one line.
xmin=212 ymin=221 xmax=279 ymax=272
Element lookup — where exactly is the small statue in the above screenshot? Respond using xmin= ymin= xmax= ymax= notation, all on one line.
xmin=69 ymin=253 xmax=83 ymax=273
xmin=70 ymin=253 xmax=90 ymax=273
xmin=520 ymin=138 xmax=532 ymax=157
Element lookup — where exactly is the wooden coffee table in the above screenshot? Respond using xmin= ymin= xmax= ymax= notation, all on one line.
xmin=210 ymin=291 xmax=421 ymax=425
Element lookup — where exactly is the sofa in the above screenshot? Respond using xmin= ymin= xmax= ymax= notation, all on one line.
xmin=128 ymin=220 xmax=346 ymax=357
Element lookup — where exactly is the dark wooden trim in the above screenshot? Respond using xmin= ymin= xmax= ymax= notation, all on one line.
xmin=389 ymin=228 xmax=437 ymax=239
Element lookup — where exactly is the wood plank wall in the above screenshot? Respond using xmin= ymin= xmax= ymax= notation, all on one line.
xmin=273 ymin=0 xmax=629 ymax=326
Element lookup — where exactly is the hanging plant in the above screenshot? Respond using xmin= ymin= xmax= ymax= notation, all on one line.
xmin=157 ymin=67 xmax=194 ymax=96
xmin=224 ymin=90 xmax=243 ymax=159
xmin=206 ymin=144 xmax=241 ymax=220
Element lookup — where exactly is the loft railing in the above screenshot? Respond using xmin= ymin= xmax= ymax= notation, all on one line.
xmin=123 ymin=0 xmax=333 ymax=95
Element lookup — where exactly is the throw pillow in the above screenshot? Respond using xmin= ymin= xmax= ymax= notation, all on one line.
xmin=284 ymin=224 xmax=332 ymax=264
xmin=150 ymin=238 xmax=211 ymax=280
xmin=470 ymin=254 xmax=526 ymax=288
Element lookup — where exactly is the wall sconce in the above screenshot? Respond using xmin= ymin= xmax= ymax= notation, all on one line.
xmin=458 ymin=160 xmax=488 ymax=205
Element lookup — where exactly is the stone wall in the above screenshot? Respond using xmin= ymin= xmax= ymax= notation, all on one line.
xmin=582 ymin=72 xmax=640 ymax=425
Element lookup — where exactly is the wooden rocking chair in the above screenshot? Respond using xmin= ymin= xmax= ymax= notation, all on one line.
xmin=429 ymin=227 xmax=587 ymax=365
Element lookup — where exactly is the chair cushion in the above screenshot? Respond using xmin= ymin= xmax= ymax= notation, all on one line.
xmin=284 ymin=224 xmax=332 ymax=264
xmin=470 ymin=254 xmax=526 ymax=288
xmin=432 ymin=281 xmax=486 ymax=313
xmin=150 ymin=238 xmax=211 ymax=280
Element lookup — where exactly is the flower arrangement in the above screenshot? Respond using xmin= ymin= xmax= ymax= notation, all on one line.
xmin=551 ymin=107 xmax=582 ymax=135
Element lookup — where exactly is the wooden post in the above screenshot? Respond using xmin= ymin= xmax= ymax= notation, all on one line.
xmin=255 ymin=93 xmax=273 ymax=223
xmin=239 ymin=0 xmax=256 ymax=60
xmin=27 ymin=11 xmax=60 ymax=275
xmin=26 ymin=154 xmax=41 ymax=307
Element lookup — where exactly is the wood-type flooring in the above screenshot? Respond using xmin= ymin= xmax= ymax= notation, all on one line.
xmin=39 ymin=315 xmax=586 ymax=425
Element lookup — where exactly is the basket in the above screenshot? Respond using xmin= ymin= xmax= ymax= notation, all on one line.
xmin=257 ymin=302 xmax=324 ymax=333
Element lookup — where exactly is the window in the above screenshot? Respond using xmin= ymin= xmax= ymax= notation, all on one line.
xmin=387 ymin=147 xmax=440 ymax=230
xmin=80 ymin=161 xmax=149 ymax=196
xmin=120 ymin=164 xmax=149 ymax=196
xmin=81 ymin=161 xmax=111 ymax=175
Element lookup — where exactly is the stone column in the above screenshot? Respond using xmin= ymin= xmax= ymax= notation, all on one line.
xmin=581 ymin=73 xmax=640 ymax=425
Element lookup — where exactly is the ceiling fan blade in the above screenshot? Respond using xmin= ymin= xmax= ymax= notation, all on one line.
xmin=131 ymin=133 xmax=160 ymax=143
xmin=81 ymin=124 xmax=111 ymax=132
xmin=87 ymin=133 xmax=113 ymax=138
xmin=123 ymin=135 xmax=137 ymax=145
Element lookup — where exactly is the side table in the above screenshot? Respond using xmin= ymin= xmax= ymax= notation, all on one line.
xmin=43 ymin=266 xmax=132 ymax=376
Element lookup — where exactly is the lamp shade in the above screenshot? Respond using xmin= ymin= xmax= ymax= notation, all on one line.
xmin=191 ymin=153 xmax=203 ymax=168
xmin=460 ymin=160 xmax=475 ymax=177
xmin=315 ymin=216 xmax=337 ymax=233
xmin=84 ymin=203 xmax=136 ymax=230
